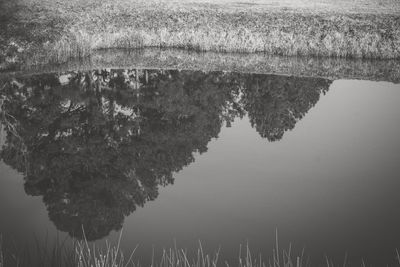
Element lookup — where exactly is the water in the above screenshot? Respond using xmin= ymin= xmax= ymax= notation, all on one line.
xmin=0 ymin=68 xmax=400 ymax=266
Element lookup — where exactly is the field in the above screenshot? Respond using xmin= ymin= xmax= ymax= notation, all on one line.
xmin=1 ymin=0 xmax=400 ymax=70
xmin=148 ymin=0 xmax=400 ymax=13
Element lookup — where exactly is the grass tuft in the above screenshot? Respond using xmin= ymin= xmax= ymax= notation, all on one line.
xmin=75 ymin=229 xmax=137 ymax=267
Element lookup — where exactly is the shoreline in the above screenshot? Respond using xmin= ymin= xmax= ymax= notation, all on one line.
xmin=1 ymin=0 xmax=400 ymax=71
xmin=2 ymin=49 xmax=400 ymax=84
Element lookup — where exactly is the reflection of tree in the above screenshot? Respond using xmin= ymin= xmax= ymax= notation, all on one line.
xmin=0 ymin=69 xmax=242 ymax=241
xmin=240 ymin=74 xmax=332 ymax=141
xmin=0 ymin=69 xmax=331 ymax=240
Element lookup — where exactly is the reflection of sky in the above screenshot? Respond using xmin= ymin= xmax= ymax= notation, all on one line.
xmin=1 ymin=79 xmax=400 ymax=265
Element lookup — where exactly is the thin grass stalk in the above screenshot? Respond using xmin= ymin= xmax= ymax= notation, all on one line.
xmin=343 ymin=252 xmax=348 ymax=267
xmin=213 ymin=246 xmax=220 ymax=267
xmin=0 ymin=235 xmax=3 ymax=267
xmin=151 ymin=246 xmax=154 ymax=267
xmin=174 ymin=240 xmax=179 ymax=267
xmin=239 ymin=244 xmax=243 ymax=267
xmin=325 ymin=255 xmax=330 ymax=267
xmin=246 ymin=243 xmax=252 ymax=267
xmin=275 ymin=229 xmax=279 ymax=267
xmin=181 ymin=248 xmax=191 ymax=267
xmin=199 ymin=241 xmax=205 ymax=267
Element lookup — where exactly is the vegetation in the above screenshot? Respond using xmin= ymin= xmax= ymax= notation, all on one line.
xmin=0 ymin=0 xmax=67 ymax=70
xmin=6 ymin=49 xmax=399 ymax=84
xmin=1 ymin=0 xmax=400 ymax=70
xmin=0 ymin=231 xmax=306 ymax=267
xmin=73 ymin=232 xmax=307 ymax=267
xmin=1 ymin=230 xmax=400 ymax=267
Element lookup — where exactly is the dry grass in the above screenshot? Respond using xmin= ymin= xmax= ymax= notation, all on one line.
xmin=75 ymin=230 xmax=137 ymax=267
xmin=0 ymin=229 xmax=308 ymax=267
xmin=154 ymin=0 xmax=400 ymax=14
xmin=21 ymin=0 xmax=400 ymax=14
xmin=1 ymin=230 xmax=400 ymax=267
xmin=1 ymin=0 xmax=400 ymax=69
xmin=51 ymin=1 xmax=400 ymax=60
xmin=74 ymin=230 xmax=307 ymax=267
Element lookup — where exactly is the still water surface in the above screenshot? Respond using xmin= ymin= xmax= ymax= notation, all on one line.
xmin=0 ymin=69 xmax=400 ymax=266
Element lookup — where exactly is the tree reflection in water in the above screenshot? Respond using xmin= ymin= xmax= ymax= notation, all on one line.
xmin=0 ymin=69 xmax=331 ymax=241
xmin=241 ymin=74 xmax=331 ymax=141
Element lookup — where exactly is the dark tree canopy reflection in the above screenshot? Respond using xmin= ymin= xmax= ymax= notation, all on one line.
xmin=241 ymin=74 xmax=331 ymax=141
xmin=0 ymin=69 xmax=331 ymax=241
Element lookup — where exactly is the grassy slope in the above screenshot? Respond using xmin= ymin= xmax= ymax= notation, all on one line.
xmin=0 ymin=0 xmax=68 ymax=69
xmin=1 ymin=0 xmax=400 ymax=69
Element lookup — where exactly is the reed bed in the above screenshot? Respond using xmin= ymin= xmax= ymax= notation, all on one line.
xmin=46 ymin=9 xmax=400 ymax=63
xmin=1 ymin=0 xmax=400 ymax=70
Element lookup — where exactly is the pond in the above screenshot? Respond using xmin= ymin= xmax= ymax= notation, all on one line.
xmin=0 ymin=63 xmax=400 ymax=266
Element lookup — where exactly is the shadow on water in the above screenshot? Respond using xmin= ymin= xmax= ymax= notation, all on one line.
xmin=0 ymin=69 xmax=331 ymax=241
